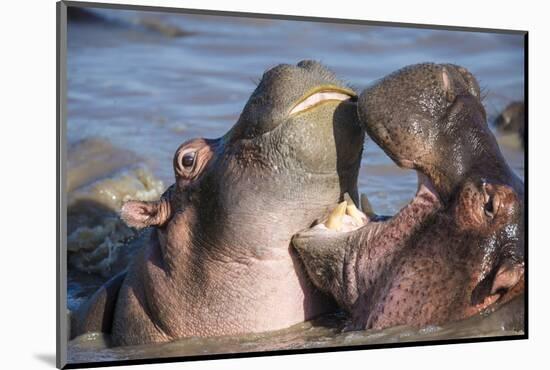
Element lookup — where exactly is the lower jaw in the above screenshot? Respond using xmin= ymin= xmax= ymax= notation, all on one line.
xmin=308 ymin=183 xmax=525 ymax=324
xmin=464 ymin=294 xmax=502 ymax=317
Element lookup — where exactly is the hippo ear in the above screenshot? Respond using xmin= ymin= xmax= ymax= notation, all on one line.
xmin=120 ymin=199 xmax=171 ymax=229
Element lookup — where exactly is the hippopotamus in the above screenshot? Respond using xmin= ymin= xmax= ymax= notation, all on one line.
xmin=71 ymin=60 xmax=364 ymax=346
xmin=494 ymin=101 xmax=525 ymax=147
xmin=292 ymin=63 xmax=524 ymax=331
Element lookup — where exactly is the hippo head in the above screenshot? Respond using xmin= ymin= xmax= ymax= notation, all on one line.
xmin=121 ymin=60 xmax=363 ymax=242
xmin=293 ymin=63 xmax=524 ymax=330
xmin=358 ymin=63 xmax=525 ymax=296
xmin=115 ymin=61 xmax=363 ymax=335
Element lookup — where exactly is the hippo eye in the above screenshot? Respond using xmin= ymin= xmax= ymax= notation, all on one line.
xmin=181 ymin=152 xmax=196 ymax=168
xmin=484 ymin=199 xmax=494 ymax=219
xmin=481 ymin=180 xmax=498 ymax=220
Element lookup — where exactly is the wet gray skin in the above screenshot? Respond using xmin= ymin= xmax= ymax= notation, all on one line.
xmin=71 ymin=60 xmax=364 ymax=346
xmin=292 ymin=63 xmax=524 ymax=330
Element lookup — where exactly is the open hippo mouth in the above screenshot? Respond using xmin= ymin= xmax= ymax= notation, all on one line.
xmin=293 ymin=63 xmax=524 ymax=329
xmin=299 ymin=172 xmax=523 ymax=310
xmin=307 ymin=172 xmax=437 ymax=233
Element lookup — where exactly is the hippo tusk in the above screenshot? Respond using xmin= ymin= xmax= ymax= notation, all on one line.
xmin=346 ymin=203 xmax=366 ymax=225
xmin=360 ymin=193 xmax=376 ymax=218
xmin=326 ymin=201 xmax=347 ymax=231
xmin=343 ymin=193 xmax=366 ymax=224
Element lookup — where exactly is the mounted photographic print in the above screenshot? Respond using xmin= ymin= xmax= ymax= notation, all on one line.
xmin=56 ymin=1 xmax=527 ymax=368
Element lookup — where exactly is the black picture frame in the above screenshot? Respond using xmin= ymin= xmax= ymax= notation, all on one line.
xmin=57 ymin=1 xmax=528 ymax=368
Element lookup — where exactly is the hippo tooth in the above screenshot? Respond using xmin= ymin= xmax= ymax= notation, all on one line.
xmin=360 ymin=193 xmax=375 ymax=217
xmin=326 ymin=201 xmax=347 ymax=230
xmin=346 ymin=203 xmax=365 ymax=225
xmin=344 ymin=193 xmax=367 ymax=224
xmin=343 ymin=192 xmax=355 ymax=206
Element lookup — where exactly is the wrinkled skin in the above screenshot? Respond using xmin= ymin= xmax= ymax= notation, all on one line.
xmin=292 ymin=63 xmax=524 ymax=330
xmin=71 ymin=60 xmax=364 ymax=346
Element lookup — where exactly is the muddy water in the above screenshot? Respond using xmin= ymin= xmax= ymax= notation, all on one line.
xmin=68 ymin=295 xmax=524 ymax=363
xmin=66 ymin=8 xmax=525 ymax=364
